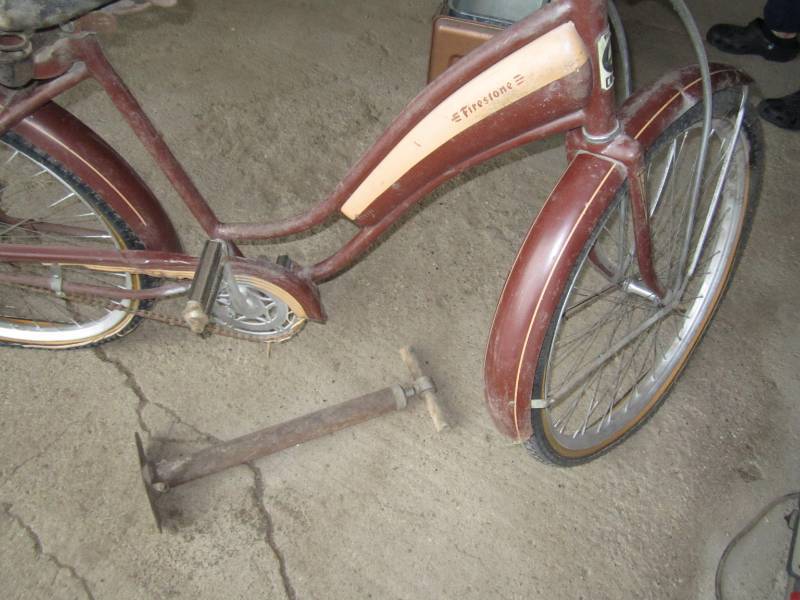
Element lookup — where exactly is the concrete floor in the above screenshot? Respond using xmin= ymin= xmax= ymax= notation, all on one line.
xmin=1 ymin=0 xmax=798 ymax=598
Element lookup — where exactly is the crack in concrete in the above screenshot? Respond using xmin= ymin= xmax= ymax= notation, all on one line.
xmin=247 ymin=464 xmax=297 ymax=600
xmin=2 ymin=503 xmax=96 ymax=600
xmin=91 ymin=347 xmax=297 ymax=600
xmin=93 ymin=347 xmax=220 ymax=444
xmin=92 ymin=347 xmax=152 ymax=438
xmin=0 ymin=417 xmax=84 ymax=487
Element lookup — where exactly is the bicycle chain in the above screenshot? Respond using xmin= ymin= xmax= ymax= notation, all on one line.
xmin=2 ymin=281 xmax=301 ymax=345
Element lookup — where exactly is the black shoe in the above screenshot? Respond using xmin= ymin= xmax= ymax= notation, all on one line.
xmin=758 ymin=90 xmax=800 ymax=130
xmin=707 ymin=18 xmax=799 ymax=62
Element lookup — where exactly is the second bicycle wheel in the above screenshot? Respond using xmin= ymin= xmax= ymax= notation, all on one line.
xmin=526 ymin=88 xmax=762 ymax=465
xmin=0 ymin=131 xmax=151 ymax=349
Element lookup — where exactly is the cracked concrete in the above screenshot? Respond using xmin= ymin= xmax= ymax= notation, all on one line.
xmin=3 ymin=504 xmax=97 ymax=600
xmin=0 ymin=417 xmax=84 ymax=488
xmin=249 ymin=465 xmax=297 ymax=600
xmin=1 ymin=0 xmax=798 ymax=598
xmin=93 ymin=347 xmax=152 ymax=437
xmin=96 ymin=345 xmax=297 ymax=599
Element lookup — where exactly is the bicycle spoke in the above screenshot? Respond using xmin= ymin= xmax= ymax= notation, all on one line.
xmin=553 ymin=296 xmax=641 ymax=371
xmin=578 ymin=303 xmax=639 ymax=434
xmin=599 ymin=317 xmax=653 ymax=428
xmin=1 ymin=149 xmax=19 ymax=167
xmin=48 ymin=192 xmax=77 ymax=209
xmin=684 ymin=102 xmax=746 ymax=285
xmin=552 ymin=294 xmax=640 ymax=407
xmin=649 ymin=136 xmax=680 ymax=217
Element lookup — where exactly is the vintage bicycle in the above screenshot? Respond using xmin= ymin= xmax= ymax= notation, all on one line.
xmin=0 ymin=0 xmax=762 ymax=466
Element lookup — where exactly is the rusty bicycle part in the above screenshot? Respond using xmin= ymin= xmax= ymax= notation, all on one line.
xmin=136 ymin=347 xmax=447 ymax=532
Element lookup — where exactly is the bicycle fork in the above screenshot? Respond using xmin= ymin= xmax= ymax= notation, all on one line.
xmin=565 ymin=86 xmax=748 ymax=309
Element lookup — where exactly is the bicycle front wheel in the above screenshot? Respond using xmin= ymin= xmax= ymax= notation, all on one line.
xmin=526 ymin=88 xmax=762 ymax=465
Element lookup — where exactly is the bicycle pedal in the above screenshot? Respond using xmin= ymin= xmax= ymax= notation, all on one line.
xmin=182 ymin=239 xmax=225 ymax=334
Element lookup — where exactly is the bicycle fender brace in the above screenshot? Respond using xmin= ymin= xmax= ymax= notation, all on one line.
xmin=9 ymin=101 xmax=182 ymax=253
xmin=483 ymin=64 xmax=753 ymax=441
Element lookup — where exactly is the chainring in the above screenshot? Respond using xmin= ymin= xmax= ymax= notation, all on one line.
xmin=211 ymin=279 xmax=304 ymax=340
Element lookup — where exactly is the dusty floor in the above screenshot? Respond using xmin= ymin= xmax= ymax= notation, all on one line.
xmin=1 ymin=0 xmax=799 ymax=598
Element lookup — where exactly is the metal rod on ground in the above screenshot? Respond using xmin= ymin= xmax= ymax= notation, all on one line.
xmin=156 ymin=386 xmax=407 ymax=488
xmin=136 ymin=347 xmax=447 ymax=531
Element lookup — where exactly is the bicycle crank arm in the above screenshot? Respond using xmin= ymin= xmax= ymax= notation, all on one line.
xmin=182 ymin=239 xmax=225 ymax=333
xmin=135 ymin=347 xmax=448 ymax=532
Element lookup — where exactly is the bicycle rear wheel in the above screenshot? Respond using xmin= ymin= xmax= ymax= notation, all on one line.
xmin=526 ymin=88 xmax=762 ymax=465
xmin=0 ymin=131 xmax=150 ymax=349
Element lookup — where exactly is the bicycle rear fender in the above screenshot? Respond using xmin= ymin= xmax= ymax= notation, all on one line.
xmin=10 ymin=101 xmax=182 ymax=253
xmin=484 ymin=63 xmax=752 ymax=441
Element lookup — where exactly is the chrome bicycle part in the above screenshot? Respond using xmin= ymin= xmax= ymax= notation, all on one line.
xmin=211 ymin=278 xmax=300 ymax=339
xmin=182 ymin=239 xmax=225 ymax=333
xmin=221 ymin=263 xmax=265 ymax=319
xmin=0 ymin=32 xmax=33 ymax=88
xmin=683 ymin=87 xmax=748 ymax=287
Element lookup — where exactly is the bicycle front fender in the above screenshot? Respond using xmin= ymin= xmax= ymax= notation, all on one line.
xmin=11 ymin=102 xmax=182 ymax=253
xmin=616 ymin=62 xmax=753 ymax=149
xmin=483 ymin=63 xmax=754 ymax=441
xmin=484 ymin=154 xmax=625 ymax=440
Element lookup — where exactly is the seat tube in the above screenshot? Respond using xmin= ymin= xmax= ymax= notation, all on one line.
xmin=571 ymin=0 xmax=618 ymax=139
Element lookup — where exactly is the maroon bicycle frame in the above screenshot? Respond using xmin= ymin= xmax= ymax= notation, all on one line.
xmin=0 ymin=0 xmax=752 ymax=441
xmin=0 ymin=1 xmax=613 ymax=274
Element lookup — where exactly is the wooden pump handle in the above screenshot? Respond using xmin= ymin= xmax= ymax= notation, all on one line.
xmin=399 ymin=346 xmax=449 ymax=432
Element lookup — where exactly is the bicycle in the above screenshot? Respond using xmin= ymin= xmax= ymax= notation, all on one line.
xmin=0 ymin=0 xmax=762 ymax=465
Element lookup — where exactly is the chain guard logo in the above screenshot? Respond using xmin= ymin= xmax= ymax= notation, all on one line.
xmin=451 ymin=74 xmax=526 ymax=123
